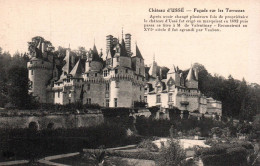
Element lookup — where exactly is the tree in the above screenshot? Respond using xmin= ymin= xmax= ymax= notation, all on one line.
xmin=156 ymin=139 xmax=187 ymax=166
xmin=7 ymin=66 xmax=32 ymax=108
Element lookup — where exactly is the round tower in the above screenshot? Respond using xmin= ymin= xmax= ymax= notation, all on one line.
xmin=110 ymin=77 xmax=133 ymax=108
xmin=27 ymin=57 xmax=53 ymax=103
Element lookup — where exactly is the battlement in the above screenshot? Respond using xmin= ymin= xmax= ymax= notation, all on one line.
xmin=27 ymin=58 xmax=52 ymax=70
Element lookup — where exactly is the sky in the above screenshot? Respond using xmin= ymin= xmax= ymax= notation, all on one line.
xmin=0 ymin=0 xmax=259 ymax=84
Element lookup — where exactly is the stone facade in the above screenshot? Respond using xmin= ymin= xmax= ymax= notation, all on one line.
xmin=144 ymin=62 xmax=222 ymax=115
xmin=28 ymin=33 xmax=145 ymax=108
xmin=27 ymin=32 xmax=222 ymax=115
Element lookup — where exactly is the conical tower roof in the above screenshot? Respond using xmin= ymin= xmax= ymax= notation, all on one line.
xmin=69 ymin=59 xmax=84 ymax=78
xmin=90 ymin=44 xmax=103 ymax=62
xmin=168 ymin=64 xmax=176 ymax=74
xmin=136 ymin=44 xmax=144 ymax=59
xmin=186 ymin=64 xmax=197 ymax=81
xmin=62 ymin=49 xmax=71 ymax=75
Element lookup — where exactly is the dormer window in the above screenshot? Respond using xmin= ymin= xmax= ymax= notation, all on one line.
xmin=168 ymin=93 xmax=173 ymax=102
xmin=169 ymin=85 xmax=173 ymax=91
xmin=157 ymin=86 xmax=161 ymax=92
xmin=104 ymin=70 xmax=108 ymax=77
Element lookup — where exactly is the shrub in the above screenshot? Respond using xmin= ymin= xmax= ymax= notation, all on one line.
xmin=198 ymin=142 xmax=253 ymax=166
xmin=156 ymin=139 xmax=186 ymax=166
xmin=201 ymin=147 xmax=248 ymax=166
xmin=107 ymin=150 xmax=157 ymax=160
xmin=137 ymin=139 xmax=159 ymax=152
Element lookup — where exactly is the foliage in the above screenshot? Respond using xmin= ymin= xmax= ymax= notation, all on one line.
xmin=210 ymin=127 xmax=223 ymax=137
xmin=106 ymin=150 xmax=157 ymax=160
xmin=137 ymin=139 xmax=159 ymax=152
xmin=84 ymin=148 xmax=107 ymax=166
xmin=0 ymin=49 xmax=31 ymax=108
xmin=135 ymin=116 xmax=226 ymax=137
xmin=156 ymin=139 xmax=187 ymax=166
xmin=193 ymin=63 xmax=260 ymax=121
xmin=147 ymin=106 xmax=160 ymax=119
xmin=252 ymin=114 xmax=260 ymax=132
xmin=133 ymin=101 xmax=147 ymax=108
xmin=197 ymin=142 xmax=254 ymax=166
xmin=0 ymin=121 xmax=142 ymax=162
xmin=101 ymin=107 xmax=137 ymax=118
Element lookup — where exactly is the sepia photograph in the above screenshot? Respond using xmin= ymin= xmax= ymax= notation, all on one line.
xmin=0 ymin=0 xmax=259 ymax=165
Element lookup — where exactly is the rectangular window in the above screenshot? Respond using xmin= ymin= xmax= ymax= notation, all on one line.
xmin=115 ymin=69 xmax=118 ymax=74
xmin=144 ymin=96 xmax=147 ymax=103
xmin=114 ymin=98 xmax=117 ymax=107
xmin=156 ymin=95 xmax=161 ymax=103
xmin=105 ymin=93 xmax=109 ymax=98
xmin=168 ymin=93 xmax=173 ymax=102
xmin=106 ymin=83 xmax=109 ymax=91
xmin=140 ymin=95 xmax=142 ymax=101
xmin=115 ymin=81 xmax=119 ymax=88
xmin=106 ymin=99 xmax=109 ymax=107
xmin=104 ymin=70 xmax=108 ymax=77
xmin=31 ymin=70 xmax=34 ymax=75
xmin=126 ymin=69 xmax=128 ymax=73
xmin=169 ymin=104 xmax=173 ymax=109
xmin=169 ymin=86 xmax=173 ymax=91
xmin=58 ymin=91 xmax=60 ymax=98
xmin=95 ymin=73 xmax=97 ymax=77
xmin=87 ymin=84 xmax=90 ymax=90
xmin=87 ymin=98 xmax=91 ymax=104
xmin=116 ymin=57 xmax=119 ymax=62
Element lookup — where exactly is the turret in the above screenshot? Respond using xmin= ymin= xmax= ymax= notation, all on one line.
xmin=112 ymin=40 xmax=131 ymax=68
xmin=85 ymin=44 xmax=103 ymax=73
xmin=185 ymin=64 xmax=198 ymax=88
xmin=167 ymin=65 xmax=180 ymax=86
xmin=132 ymin=44 xmax=145 ymax=77
xmin=27 ymin=57 xmax=53 ymax=103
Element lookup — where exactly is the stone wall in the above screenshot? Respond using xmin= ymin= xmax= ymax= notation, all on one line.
xmin=0 ymin=113 xmax=104 ymax=129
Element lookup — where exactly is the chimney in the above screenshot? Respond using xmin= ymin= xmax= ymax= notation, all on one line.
xmin=125 ymin=33 xmax=131 ymax=56
xmin=106 ymin=35 xmax=113 ymax=54
xmin=112 ymin=37 xmax=118 ymax=47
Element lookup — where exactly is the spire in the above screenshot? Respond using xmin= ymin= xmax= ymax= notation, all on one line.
xmin=69 ymin=59 xmax=84 ymax=78
xmin=186 ymin=64 xmax=196 ymax=81
xmin=136 ymin=44 xmax=144 ymax=59
xmin=62 ymin=49 xmax=71 ymax=75
xmin=91 ymin=44 xmax=103 ymax=62
xmin=168 ymin=64 xmax=176 ymax=74
xmin=122 ymin=27 xmax=124 ymax=40
xmin=149 ymin=55 xmax=157 ymax=78
xmin=194 ymin=67 xmax=199 ymax=80
xmin=93 ymin=44 xmax=98 ymax=54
